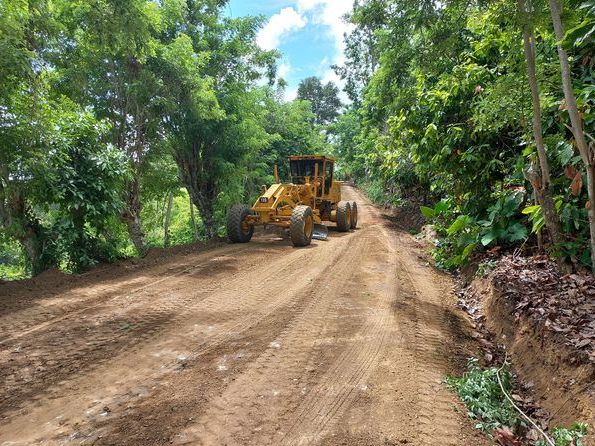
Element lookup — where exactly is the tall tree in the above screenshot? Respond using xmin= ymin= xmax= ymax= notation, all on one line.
xmin=518 ymin=0 xmax=567 ymax=264
xmin=55 ymin=0 xmax=164 ymax=256
xmin=0 ymin=0 xmax=56 ymax=274
xmin=157 ymin=2 xmax=277 ymax=238
xmin=548 ymin=0 xmax=595 ymax=270
xmin=296 ymin=77 xmax=342 ymax=126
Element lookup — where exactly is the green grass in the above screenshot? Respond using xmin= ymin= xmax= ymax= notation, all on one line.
xmin=358 ymin=179 xmax=402 ymax=208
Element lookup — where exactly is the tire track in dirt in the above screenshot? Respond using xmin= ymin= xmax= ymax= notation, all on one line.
xmin=63 ymin=229 xmax=365 ymax=445
xmin=393 ymin=239 xmax=467 ymax=446
xmin=175 ymin=231 xmax=373 ymax=445
xmin=0 ymin=184 xmax=491 ymax=446
xmin=0 ymin=241 xmax=332 ymax=416
xmin=0 ymin=244 xmax=256 ymax=345
xmin=316 ymin=187 xmax=487 ymax=446
xmin=0 ymin=231 xmax=360 ymax=444
xmin=278 ymin=226 xmax=396 ymax=446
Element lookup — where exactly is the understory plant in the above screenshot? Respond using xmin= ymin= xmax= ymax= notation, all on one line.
xmin=537 ymin=424 xmax=588 ymax=446
xmin=422 ymin=190 xmax=528 ymax=270
xmin=445 ymin=358 xmax=524 ymax=436
xmin=447 ymin=358 xmax=589 ymax=446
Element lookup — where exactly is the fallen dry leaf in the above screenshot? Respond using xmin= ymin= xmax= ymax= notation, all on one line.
xmin=494 ymin=426 xmax=521 ymax=446
xmin=570 ymin=171 xmax=583 ymax=196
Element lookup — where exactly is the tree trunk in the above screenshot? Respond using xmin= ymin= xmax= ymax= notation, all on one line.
xmin=548 ymin=0 xmax=595 ymax=271
xmin=195 ymin=194 xmax=216 ymax=239
xmin=123 ymin=212 xmax=147 ymax=256
xmin=173 ymin=148 xmax=218 ymax=240
xmin=122 ymin=178 xmax=147 ymax=257
xmin=519 ymin=0 xmax=568 ymax=268
xmin=0 ymin=179 xmax=48 ymax=276
xmin=164 ymin=192 xmax=173 ymax=247
xmin=190 ymin=197 xmax=199 ymax=241
xmin=20 ymin=225 xmax=45 ymax=276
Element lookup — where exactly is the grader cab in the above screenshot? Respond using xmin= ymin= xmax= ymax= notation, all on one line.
xmin=227 ymin=155 xmax=358 ymax=247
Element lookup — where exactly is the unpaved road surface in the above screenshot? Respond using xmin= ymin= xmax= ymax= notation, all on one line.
xmin=0 ymin=186 xmax=490 ymax=445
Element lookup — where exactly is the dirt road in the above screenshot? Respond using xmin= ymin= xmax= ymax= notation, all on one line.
xmin=0 ymin=185 xmax=489 ymax=445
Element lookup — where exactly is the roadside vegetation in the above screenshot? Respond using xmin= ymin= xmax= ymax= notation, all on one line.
xmin=447 ymin=359 xmax=588 ymax=445
xmin=0 ymin=0 xmax=340 ymax=278
xmin=332 ymin=1 xmax=594 ymax=442
xmin=2 ymin=0 xmax=594 ymax=444
xmin=334 ymin=0 xmax=595 ymax=273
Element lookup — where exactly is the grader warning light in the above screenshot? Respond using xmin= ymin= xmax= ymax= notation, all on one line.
xmin=226 ymin=155 xmax=358 ymax=247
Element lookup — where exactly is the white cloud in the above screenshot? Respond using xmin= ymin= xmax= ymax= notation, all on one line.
xmin=296 ymin=0 xmax=354 ymax=101
xmin=296 ymin=0 xmax=353 ymax=57
xmin=257 ymin=7 xmax=307 ymax=51
xmin=285 ymin=86 xmax=299 ymax=101
xmin=278 ymin=60 xmax=291 ymax=79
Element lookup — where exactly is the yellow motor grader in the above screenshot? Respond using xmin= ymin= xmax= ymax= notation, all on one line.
xmin=227 ymin=155 xmax=357 ymax=247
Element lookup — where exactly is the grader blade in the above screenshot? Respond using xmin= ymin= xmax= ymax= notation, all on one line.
xmin=312 ymin=223 xmax=328 ymax=241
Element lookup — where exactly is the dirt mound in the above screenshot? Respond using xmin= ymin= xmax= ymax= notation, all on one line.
xmin=464 ymin=256 xmax=595 ymax=439
xmin=0 ymin=268 xmax=70 ymax=300
xmin=492 ymin=256 xmax=595 ymax=363
xmin=381 ymin=201 xmax=425 ymax=232
xmin=143 ymin=240 xmax=212 ymax=262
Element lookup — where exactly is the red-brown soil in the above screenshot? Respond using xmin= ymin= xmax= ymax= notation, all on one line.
xmin=469 ymin=274 xmax=595 ymax=444
xmin=0 ymin=185 xmax=490 ymax=445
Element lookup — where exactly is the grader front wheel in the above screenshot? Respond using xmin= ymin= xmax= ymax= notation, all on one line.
xmin=227 ymin=204 xmax=254 ymax=243
xmin=336 ymin=201 xmax=352 ymax=232
xmin=290 ymin=205 xmax=314 ymax=247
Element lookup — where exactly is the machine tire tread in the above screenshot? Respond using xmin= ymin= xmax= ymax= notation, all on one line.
xmin=349 ymin=201 xmax=358 ymax=229
xmin=336 ymin=201 xmax=351 ymax=232
xmin=227 ymin=204 xmax=254 ymax=243
xmin=290 ymin=205 xmax=314 ymax=247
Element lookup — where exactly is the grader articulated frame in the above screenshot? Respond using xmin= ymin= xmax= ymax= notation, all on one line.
xmin=227 ymin=155 xmax=358 ymax=247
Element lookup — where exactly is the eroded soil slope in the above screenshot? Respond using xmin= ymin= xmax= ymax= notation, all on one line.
xmin=0 ymin=186 xmax=488 ymax=445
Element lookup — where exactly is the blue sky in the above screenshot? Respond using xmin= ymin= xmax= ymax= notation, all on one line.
xmin=227 ymin=0 xmax=353 ymax=100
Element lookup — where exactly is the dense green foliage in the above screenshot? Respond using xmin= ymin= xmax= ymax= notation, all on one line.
xmin=334 ymin=0 xmax=595 ymax=270
xmin=5 ymin=0 xmax=595 ymax=277
xmin=297 ymin=76 xmax=342 ymax=126
xmin=538 ymin=423 xmax=588 ymax=446
xmin=0 ymin=0 xmax=331 ymax=278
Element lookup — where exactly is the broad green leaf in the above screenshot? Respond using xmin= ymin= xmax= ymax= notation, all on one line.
xmin=447 ymin=215 xmax=469 ymax=235
xmin=461 ymin=243 xmax=476 ymax=260
xmin=522 ymin=205 xmax=541 ymax=215
xmin=481 ymin=228 xmax=505 ymax=246
xmin=502 ymin=192 xmax=523 ymax=217
xmin=505 ymin=223 xmax=528 ymax=242
xmin=420 ymin=206 xmax=436 ymax=219
xmin=434 ymin=201 xmax=449 ymax=214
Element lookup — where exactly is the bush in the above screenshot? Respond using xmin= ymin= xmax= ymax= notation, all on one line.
xmin=445 ymin=358 xmax=523 ymax=436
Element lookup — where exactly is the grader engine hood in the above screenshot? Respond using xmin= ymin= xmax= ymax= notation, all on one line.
xmin=252 ymin=183 xmax=313 ymax=214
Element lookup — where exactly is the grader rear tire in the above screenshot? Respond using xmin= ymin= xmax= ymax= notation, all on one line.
xmin=227 ymin=204 xmax=254 ymax=243
xmin=336 ymin=201 xmax=352 ymax=232
xmin=349 ymin=201 xmax=358 ymax=229
xmin=290 ymin=205 xmax=314 ymax=247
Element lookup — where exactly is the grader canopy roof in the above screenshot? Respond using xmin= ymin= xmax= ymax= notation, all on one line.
xmin=288 ymin=156 xmax=334 ymax=184
xmin=289 ymin=159 xmax=321 ymax=177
